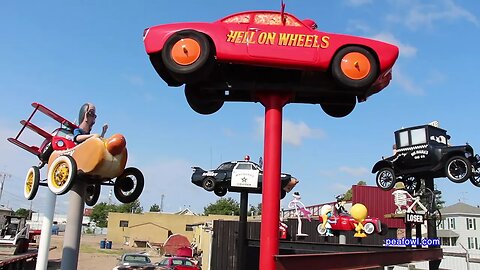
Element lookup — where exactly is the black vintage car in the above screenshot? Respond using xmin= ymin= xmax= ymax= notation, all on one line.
xmin=372 ymin=124 xmax=480 ymax=192
xmin=191 ymin=160 xmax=298 ymax=197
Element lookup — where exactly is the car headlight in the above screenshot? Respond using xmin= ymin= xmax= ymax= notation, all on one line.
xmin=466 ymin=152 xmax=472 ymax=158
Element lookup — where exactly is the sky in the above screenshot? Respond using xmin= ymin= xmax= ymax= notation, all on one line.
xmin=0 ymin=0 xmax=480 ymax=216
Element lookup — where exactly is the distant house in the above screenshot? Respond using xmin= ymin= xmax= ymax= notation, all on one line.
xmin=437 ymin=202 xmax=480 ymax=250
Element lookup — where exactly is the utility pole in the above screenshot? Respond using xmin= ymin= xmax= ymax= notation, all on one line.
xmin=160 ymin=194 xmax=165 ymax=212
xmin=108 ymin=189 xmax=112 ymax=204
xmin=0 ymin=172 xmax=11 ymax=204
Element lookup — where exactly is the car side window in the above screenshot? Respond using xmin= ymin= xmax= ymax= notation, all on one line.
xmin=158 ymin=259 xmax=168 ymax=265
xmin=236 ymin=163 xmax=252 ymax=170
xmin=222 ymin=14 xmax=250 ymax=24
xmin=218 ymin=163 xmax=234 ymax=170
xmin=398 ymin=131 xmax=409 ymax=148
xmin=410 ymin=128 xmax=426 ymax=145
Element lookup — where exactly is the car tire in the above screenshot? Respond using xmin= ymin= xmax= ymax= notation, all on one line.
xmin=24 ymin=166 xmax=40 ymax=200
xmin=376 ymin=167 xmax=396 ymax=190
xmin=379 ymin=222 xmax=389 ymax=236
xmin=319 ymin=95 xmax=356 ymax=118
xmin=162 ymin=30 xmax=214 ymax=84
xmin=214 ymin=186 xmax=227 ymax=197
xmin=331 ymin=46 xmax=378 ymax=89
xmin=317 ymin=224 xmax=327 ymax=235
xmin=47 ymin=155 xmax=77 ymax=195
xmin=114 ymin=167 xmax=144 ymax=204
xmin=403 ymin=176 xmax=421 ymax=194
xmin=445 ymin=156 xmax=471 ymax=183
xmin=185 ymin=84 xmax=224 ymax=115
xmin=85 ymin=184 xmax=101 ymax=206
xmin=470 ymin=175 xmax=480 ymax=187
xmin=202 ymin=177 xmax=216 ymax=192
xmin=363 ymin=222 xmax=375 ymax=235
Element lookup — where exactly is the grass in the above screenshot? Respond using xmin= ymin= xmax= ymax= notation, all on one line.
xmin=80 ymin=245 xmax=124 ymax=255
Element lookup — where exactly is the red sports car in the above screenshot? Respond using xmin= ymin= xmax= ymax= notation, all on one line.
xmin=317 ymin=211 xmax=388 ymax=236
xmin=143 ymin=11 xmax=399 ymax=117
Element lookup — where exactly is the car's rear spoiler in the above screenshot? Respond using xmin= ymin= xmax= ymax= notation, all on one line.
xmin=191 ymin=166 xmax=204 ymax=171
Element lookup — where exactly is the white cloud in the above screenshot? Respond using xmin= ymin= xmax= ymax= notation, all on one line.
xmin=393 ymin=67 xmax=424 ymax=95
xmin=370 ymin=33 xmax=417 ymax=58
xmin=388 ymin=0 xmax=479 ymax=30
xmin=345 ymin=0 xmax=372 ymax=7
xmin=123 ymin=74 xmax=145 ymax=87
xmin=338 ymin=166 xmax=369 ymax=177
xmin=255 ymin=117 xmax=326 ymax=146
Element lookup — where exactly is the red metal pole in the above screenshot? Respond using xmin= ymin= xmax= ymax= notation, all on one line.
xmin=258 ymin=93 xmax=291 ymax=270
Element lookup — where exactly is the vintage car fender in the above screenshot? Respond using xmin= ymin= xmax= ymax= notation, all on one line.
xmin=48 ymin=135 xmax=128 ymax=179
xmin=371 ymin=159 xmax=393 ymax=173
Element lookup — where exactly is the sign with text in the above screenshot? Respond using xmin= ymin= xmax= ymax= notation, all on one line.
xmin=405 ymin=212 xmax=424 ymax=224
xmin=231 ymin=169 xmax=259 ymax=188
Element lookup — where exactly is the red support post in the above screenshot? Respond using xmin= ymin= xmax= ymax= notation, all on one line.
xmin=258 ymin=93 xmax=291 ymax=270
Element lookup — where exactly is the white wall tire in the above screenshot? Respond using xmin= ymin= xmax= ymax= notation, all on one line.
xmin=47 ymin=155 xmax=77 ymax=195
xmin=24 ymin=166 xmax=40 ymax=200
xmin=364 ymin=222 xmax=375 ymax=235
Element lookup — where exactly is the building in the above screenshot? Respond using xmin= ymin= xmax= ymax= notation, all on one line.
xmin=437 ymin=202 xmax=480 ymax=250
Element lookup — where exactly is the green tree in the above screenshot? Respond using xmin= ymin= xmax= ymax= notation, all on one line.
xmin=90 ymin=202 xmax=118 ymax=228
xmin=14 ymin=208 xmax=30 ymax=218
xmin=149 ymin=204 xmax=161 ymax=212
xmin=204 ymin=198 xmax=240 ymax=215
xmin=117 ymin=199 xmax=143 ymax=214
xmin=342 ymin=180 xmax=367 ymax=201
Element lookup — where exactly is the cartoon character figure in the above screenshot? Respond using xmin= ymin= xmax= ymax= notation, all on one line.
xmin=392 ymin=182 xmax=429 ymax=215
xmin=351 ymin=203 xmax=368 ymax=238
xmin=73 ymin=102 xmax=108 ymax=144
xmin=287 ymin=192 xmax=311 ymax=237
xmin=320 ymin=204 xmax=335 ymax=236
xmin=279 ymin=217 xmax=288 ymax=240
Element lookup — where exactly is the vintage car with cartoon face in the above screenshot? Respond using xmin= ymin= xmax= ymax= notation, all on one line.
xmin=317 ymin=209 xmax=388 ymax=236
xmin=143 ymin=10 xmax=399 ymax=117
xmin=191 ymin=160 xmax=298 ymax=198
xmin=372 ymin=124 xmax=479 ymax=192
xmin=8 ymin=103 xmax=144 ymax=206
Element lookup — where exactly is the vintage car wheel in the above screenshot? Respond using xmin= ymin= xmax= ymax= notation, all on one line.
xmin=214 ymin=186 xmax=227 ymax=197
xmin=317 ymin=224 xmax=327 ymax=235
xmin=202 ymin=177 xmax=216 ymax=192
xmin=470 ymin=175 xmax=480 ymax=187
xmin=403 ymin=176 xmax=421 ymax=194
xmin=114 ymin=167 xmax=144 ymax=204
xmin=320 ymin=95 xmax=356 ymax=118
xmin=24 ymin=166 xmax=40 ymax=200
xmin=445 ymin=156 xmax=472 ymax=183
xmin=162 ymin=30 xmax=214 ymax=83
xmin=47 ymin=155 xmax=77 ymax=195
xmin=363 ymin=222 xmax=375 ymax=235
xmin=185 ymin=84 xmax=224 ymax=115
xmin=331 ymin=46 xmax=378 ymax=89
xmin=85 ymin=184 xmax=101 ymax=206
xmin=376 ymin=168 xmax=396 ymax=190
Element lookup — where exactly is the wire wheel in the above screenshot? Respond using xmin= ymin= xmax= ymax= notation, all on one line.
xmin=47 ymin=155 xmax=77 ymax=195
xmin=376 ymin=168 xmax=396 ymax=190
xmin=24 ymin=166 xmax=40 ymax=200
xmin=445 ymin=156 xmax=471 ymax=183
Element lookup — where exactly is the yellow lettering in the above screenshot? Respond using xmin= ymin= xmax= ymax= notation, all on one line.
xmin=258 ymin=32 xmax=267 ymax=44
xmin=248 ymin=32 xmax=256 ymax=44
xmin=278 ymin=33 xmax=290 ymax=46
xmin=226 ymin=30 xmax=238 ymax=43
xmin=321 ymin=36 xmax=330 ymax=48
xmin=265 ymin=32 xmax=276 ymax=45
xmin=312 ymin=35 xmax=320 ymax=48
xmin=305 ymin=35 xmax=313 ymax=47
xmin=241 ymin=31 xmax=250 ymax=44
xmin=288 ymin=34 xmax=298 ymax=46
xmin=235 ymin=31 xmax=244 ymax=43
xmin=297 ymin=34 xmax=305 ymax=47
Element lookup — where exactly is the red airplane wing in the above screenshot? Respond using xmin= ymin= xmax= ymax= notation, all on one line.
xmin=20 ymin=120 xmax=52 ymax=139
xmin=7 ymin=138 xmax=41 ymax=156
xmin=31 ymin=102 xmax=78 ymax=130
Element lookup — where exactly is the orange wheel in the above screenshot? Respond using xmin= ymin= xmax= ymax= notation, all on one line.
xmin=161 ymin=30 xmax=214 ymax=84
xmin=340 ymin=52 xmax=371 ymax=80
xmin=331 ymin=46 xmax=378 ymax=89
xmin=170 ymin=38 xmax=201 ymax=66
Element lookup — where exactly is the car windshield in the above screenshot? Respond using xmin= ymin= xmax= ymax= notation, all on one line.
xmin=123 ymin=255 xmax=150 ymax=263
xmin=172 ymin=259 xmax=194 ymax=266
xmin=53 ymin=128 xmax=74 ymax=140
xmin=217 ymin=162 xmax=234 ymax=170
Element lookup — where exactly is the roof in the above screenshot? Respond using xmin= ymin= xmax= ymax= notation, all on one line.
xmin=173 ymin=208 xmax=198 ymax=216
xmin=423 ymin=229 xmax=459 ymax=238
xmin=440 ymin=202 xmax=480 ymax=216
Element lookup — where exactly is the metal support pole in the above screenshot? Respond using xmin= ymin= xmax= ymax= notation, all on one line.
xmin=406 ymin=223 xmax=412 ymax=248
xmin=35 ymin=190 xmax=56 ymax=270
xmin=61 ymin=182 xmax=86 ymax=270
xmin=425 ymin=177 xmax=441 ymax=270
xmin=258 ymin=93 xmax=291 ymax=270
xmin=238 ymin=191 xmax=248 ymax=270
xmin=416 ymin=224 xmax=422 ymax=248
